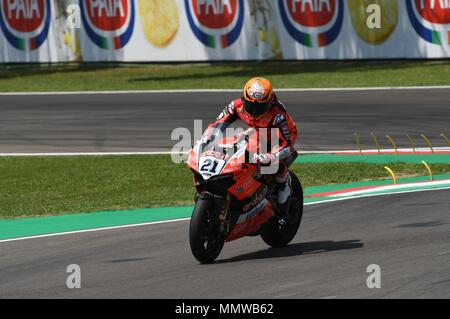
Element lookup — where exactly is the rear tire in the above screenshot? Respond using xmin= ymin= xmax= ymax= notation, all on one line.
xmin=261 ymin=172 xmax=304 ymax=248
xmin=189 ymin=196 xmax=224 ymax=264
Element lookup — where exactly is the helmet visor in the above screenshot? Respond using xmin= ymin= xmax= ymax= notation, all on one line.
xmin=243 ymin=99 xmax=271 ymax=118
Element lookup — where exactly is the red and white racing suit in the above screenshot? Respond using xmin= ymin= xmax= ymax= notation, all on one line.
xmin=207 ymin=95 xmax=298 ymax=183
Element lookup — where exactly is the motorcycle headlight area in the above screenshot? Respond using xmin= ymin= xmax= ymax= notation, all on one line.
xmin=193 ymin=172 xmax=235 ymax=197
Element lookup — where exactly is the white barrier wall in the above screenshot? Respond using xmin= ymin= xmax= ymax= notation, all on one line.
xmin=0 ymin=0 xmax=449 ymax=63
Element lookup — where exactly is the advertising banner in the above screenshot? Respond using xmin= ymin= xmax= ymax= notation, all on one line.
xmin=0 ymin=0 xmax=449 ymax=62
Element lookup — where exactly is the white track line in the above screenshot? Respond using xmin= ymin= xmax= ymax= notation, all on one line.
xmin=1 ymin=147 xmax=449 ymax=157
xmin=306 ymin=147 xmax=450 ymax=154
xmin=0 ymin=151 xmax=178 ymax=157
xmin=1 ymin=186 xmax=449 ymax=244
xmin=1 ymin=86 xmax=450 ymax=96
xmin=306 ymin=186 xmax=450 ymax=205
xmin=328 ymin=180 xmax=450 ymax=197
xmin=0 ymin=218 xmax=191 ymax=244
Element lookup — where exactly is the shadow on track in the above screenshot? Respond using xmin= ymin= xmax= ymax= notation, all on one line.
xmin=397 ymin=220 xmax=448 ymax=228
xmin=216 ymin=239 xmax=363 ymax=264
xmin=0 ymin=63 xmax=123 ymax=80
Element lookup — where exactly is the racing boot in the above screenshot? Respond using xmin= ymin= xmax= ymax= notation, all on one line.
xmin=277 ymin=173 xmax=291 ymax=217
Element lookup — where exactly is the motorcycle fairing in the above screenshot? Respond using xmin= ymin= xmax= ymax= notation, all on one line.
xmin=188 ymin=128 xmax=275 ymax=242
xmin=226 ymin=199 xmax=274 ymax=242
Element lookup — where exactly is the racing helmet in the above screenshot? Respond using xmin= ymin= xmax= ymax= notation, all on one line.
xmin=242 ymin=77 xmax=274 ymax=118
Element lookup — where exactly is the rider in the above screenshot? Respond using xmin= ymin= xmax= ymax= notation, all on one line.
xmin=206 ymin=77 xmax=298 ymax=213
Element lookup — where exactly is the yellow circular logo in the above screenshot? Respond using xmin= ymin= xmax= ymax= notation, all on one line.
xmin=138 ymin=0 xmax=179 ymax=47
xmin=348 ymin=0 xmax=399 ymax=45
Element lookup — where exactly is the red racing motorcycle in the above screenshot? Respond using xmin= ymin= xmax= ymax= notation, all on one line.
xmin=187 ymin=128 xmax=303 ymax=263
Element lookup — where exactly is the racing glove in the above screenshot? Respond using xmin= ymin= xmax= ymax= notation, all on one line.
xmin=253 ymin=153 xmax=276 ymax=164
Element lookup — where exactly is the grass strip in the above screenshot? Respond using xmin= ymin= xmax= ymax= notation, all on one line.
xmin=1 ymin=155 xmax=448 ymax=219
xmin=1 ymin=61 xmax=449 ymax=92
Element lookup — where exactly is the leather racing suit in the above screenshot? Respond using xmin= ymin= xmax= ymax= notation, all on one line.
xmin=206 ymin=95 xmax=298 ymax=183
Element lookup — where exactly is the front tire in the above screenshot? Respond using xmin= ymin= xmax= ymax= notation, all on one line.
xmin=189 ymin=196 xmax=224 ymax=263
xmin=260 ymin=173 xmax=304 ymax=247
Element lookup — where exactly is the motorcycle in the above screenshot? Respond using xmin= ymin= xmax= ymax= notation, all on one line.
xmin=187 ymin=128 xmax=303 ymax=263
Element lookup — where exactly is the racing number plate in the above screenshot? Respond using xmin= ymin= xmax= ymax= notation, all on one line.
xmin=198 ymin=156 xmax=226 ymax=180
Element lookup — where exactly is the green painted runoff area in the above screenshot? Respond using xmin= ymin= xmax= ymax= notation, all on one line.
xmin=1 ymin=174 xmax=449 ymax=241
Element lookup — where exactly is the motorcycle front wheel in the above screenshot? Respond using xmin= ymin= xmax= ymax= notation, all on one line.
xmin=189 ymin=196 xmax=225 ymax=264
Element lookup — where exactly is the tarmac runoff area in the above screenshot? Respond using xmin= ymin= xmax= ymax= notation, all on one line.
xmin=0 ymin=187 xmax=449 ymax=298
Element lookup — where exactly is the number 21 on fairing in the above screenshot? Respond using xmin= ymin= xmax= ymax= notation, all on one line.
xmin=199 ymin=157 xmax=225 ymax=177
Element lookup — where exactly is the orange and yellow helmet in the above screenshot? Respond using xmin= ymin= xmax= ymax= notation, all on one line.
xmin=242 ymin=77 xmax=274 ymax=118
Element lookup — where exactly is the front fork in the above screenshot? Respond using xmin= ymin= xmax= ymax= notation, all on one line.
xmin=195 ymin=192 xmax=232 ymax=235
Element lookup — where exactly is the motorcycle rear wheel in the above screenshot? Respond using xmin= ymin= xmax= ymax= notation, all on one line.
xmin=189 ymin=196 xmax=225 ymax=264
xmin=260 ymin=172 xmax=304 ymax=247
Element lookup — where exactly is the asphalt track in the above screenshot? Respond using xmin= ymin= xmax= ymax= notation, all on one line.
xmin=0 ymin=88 xmax=449 ymax=153
xmin=1 ymin=189 xmax=449 ymax=299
